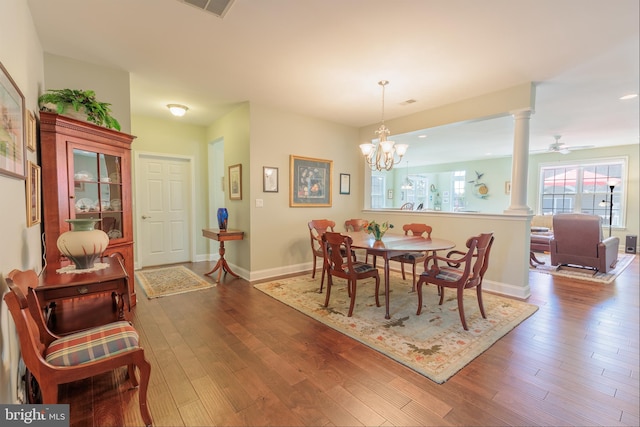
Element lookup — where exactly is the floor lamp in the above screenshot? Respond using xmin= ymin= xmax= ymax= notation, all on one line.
xmin=607 ymin=183 xmax=615 ymax=237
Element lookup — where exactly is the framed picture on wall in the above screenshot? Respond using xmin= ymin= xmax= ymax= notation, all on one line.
xmin=26 ymin=109 xmax=36 ymax=152
xmin=26 ymin=161 xmax=41 ymax=227
xmin=229 ymin=163 xmax=242 ymax=200
xmin=289 ymin=155 xmax=332 ymax=207
xmin=263 ymin=166 xmax=278 ymax=192
xmin=0 ymin=61 xmax=26 ymax=179
xmin=339 ymin=173 xmax=350 ymax=195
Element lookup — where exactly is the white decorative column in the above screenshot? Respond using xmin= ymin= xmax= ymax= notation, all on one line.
xmin=505 ymin=109 xmax=533 ymax=214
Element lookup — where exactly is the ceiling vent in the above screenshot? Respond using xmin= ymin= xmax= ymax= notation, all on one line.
xmin=179 ymin=0 xmax=235 ymax=18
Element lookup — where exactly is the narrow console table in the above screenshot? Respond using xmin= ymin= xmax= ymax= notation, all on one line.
xmin=37 ymin=257 xmax=130 ymax=331
xmin=202 ymin=228 xmax=244 ymax=282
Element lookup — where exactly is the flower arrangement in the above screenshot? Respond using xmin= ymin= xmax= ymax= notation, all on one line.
xmin=366 ymin=220 xmax=393 ymax=241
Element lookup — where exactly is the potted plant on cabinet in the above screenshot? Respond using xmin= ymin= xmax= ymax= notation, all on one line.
xmin=38 ymin=89 xmax=121 ymax=131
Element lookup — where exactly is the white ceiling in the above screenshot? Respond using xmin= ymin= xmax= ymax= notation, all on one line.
xmin=27 ymin=0 xmax=639 ymax=165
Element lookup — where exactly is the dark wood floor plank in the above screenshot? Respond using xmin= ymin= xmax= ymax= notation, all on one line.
xmin=56 ymin=255 xmax=639 ymax=426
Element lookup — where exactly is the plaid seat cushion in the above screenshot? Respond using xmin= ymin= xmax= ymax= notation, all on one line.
xmin=420 ymin=266 xmax=463 ymax=282
xmin=338 ymin=262 xmax=376 ymax=274
xmin=45 ymin=321 xmax=139 ymax=367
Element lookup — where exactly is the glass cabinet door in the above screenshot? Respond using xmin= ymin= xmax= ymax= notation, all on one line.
xmin=72 ymin=148 xmax=124 ymax=240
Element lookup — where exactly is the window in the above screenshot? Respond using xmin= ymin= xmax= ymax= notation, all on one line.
xmin=539 ymin=159 xmax=625 ymax=228
xmin=452 ymin=170 xmax=466 ymax=210
xmin=371 ymin=174 xmax=385 ymax=208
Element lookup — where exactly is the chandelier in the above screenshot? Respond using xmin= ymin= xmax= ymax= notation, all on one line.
xmin=359 ymin=80 xmax=408 ymax=171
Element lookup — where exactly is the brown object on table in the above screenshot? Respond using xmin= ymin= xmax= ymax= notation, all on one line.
xmin=347 ymin=232 xmax=456 ymax=319
xmin=35 ymin=257 xmax=131 ymax=331
xmin=321 ymin=232 xmax=380 ymax=317
xmin=2 ymin=274 xmax=153 ymax=426
xmin=39 ymin=112 xmax=137 ymax=306
xmin=416 ymin=232 xmax=494 ymax=331
xmin=389 ymin=223 xmax=433 ymax=291
xmin=202 ymin=228 xmax=244 ymax=282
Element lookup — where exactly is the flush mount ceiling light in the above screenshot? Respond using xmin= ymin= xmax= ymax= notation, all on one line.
xmin=167 ymin=104 xmax=189 ymax=117
xmin=359 ymin=80 xmax=408 ymax=171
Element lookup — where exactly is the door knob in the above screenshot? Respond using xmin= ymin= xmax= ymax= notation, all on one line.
xmin=142 ymin=215 xmax=152 ymax=219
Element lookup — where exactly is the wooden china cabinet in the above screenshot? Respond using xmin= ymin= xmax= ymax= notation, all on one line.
xmin=39 ymin=111 xmax=137 ymax=305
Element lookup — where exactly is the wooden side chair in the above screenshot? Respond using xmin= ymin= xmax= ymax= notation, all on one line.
xmin=321 ymin=232 xmax=380 ymax=317
xmin=2 ymin=271 xmax=153 ymax=426
xmin=415 ymin=232 xmax=494 ymax=330
xmin=389 ymin=223 xmax=433 ymax=291
xmin=308 ymin=219 xmax=337 ymax=289
xmin=344 ymin=218 xmax=371 ymax=263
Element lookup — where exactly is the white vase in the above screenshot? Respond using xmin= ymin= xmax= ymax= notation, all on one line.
xmin=57 ymin=219 xmax=109 ymax=269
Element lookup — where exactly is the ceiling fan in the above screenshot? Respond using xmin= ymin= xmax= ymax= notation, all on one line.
xmin=537 ymin=135 xmax=594 ymax=154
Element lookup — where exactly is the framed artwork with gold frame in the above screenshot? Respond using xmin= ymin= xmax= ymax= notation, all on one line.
xmin=26 ymin=161 xmax=41 ymax=227
xmin=228 ymin=163 xmax=242 ymax=200
xmin=26 ymin=109 xmax=36 ymax=152
xmin=289 ymin=155 xmax=332 ymax=207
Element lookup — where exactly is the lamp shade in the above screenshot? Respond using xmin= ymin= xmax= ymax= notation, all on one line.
xmin=167 ymin=104 xmax=189 ymax=117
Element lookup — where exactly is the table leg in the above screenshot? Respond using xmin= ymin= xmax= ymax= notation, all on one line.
xmin=205 ymin=241 xmax=241 ymax=282
xmin=383 ymin=254 xmax=391 ymax=319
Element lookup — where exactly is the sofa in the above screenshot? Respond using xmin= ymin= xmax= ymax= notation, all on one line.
xmin=550 ymin=213 xmax=620 ymax=273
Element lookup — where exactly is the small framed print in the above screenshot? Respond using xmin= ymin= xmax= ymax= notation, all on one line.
xmin=26 ymin=161 xmax=41 ymax=227
xmin=26 ymin=109 xmax=36 ymax=152
xmin=228 ymin=163 xmax=242 ymax=200
xmin=339 ymin=173 xmax=350 ymax=195
xmin=263 ymin=166 xmax=278 ymax=192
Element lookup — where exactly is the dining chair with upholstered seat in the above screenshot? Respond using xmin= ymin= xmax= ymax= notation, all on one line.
xmin=344 ymin=218 xmax=371 ymax=263
xmin=2 ymin=271 xmax=153 ymax=426
xmin=415 ymin=232 xmax=494 ymax=330
xmin=389 ymin=223 xmax=433 ymax=291
xmin=321 ymin=232 xmax=381 ymax=317
xmin=308 ymin=219 xmax=336 ymax=284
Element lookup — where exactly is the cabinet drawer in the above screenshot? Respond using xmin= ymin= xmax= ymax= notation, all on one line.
xmin=39 ymin=279 xmax=123 ymax=302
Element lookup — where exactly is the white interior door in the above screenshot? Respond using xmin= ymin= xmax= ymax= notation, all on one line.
xmin=136 ymin=154 xmax=193 ymax=267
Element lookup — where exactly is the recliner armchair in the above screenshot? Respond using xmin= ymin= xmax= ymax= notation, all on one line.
xmin=550 ymin=213 xmax=619 ymax=273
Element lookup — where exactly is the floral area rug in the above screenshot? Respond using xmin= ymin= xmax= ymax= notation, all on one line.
xmin=254 ymin=272 xmax=537 ymax=384
xmin=530 ymin=252 xmax=635 ymax=284
xmin=135 ymin=265 xmax=215 ymax=298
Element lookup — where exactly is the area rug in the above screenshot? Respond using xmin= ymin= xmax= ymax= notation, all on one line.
xmin=135 ymin=265 xmax=215 ymax=298
xmin=530 ymin=253 xmax=635 ymax=284
xmin=254 ymin=272 xmax=538 ymax=384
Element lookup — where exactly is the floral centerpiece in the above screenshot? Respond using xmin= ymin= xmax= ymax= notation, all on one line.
xmin=366 ymin=220 xmax=393 ymax=241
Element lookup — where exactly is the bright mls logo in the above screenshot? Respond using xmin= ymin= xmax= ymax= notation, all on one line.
xmin=1 ymin=405 xmax=69 ymax=426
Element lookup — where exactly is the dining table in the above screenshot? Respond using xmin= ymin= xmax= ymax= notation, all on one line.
xmin=346 ymin=232 xmax=456 ymax=319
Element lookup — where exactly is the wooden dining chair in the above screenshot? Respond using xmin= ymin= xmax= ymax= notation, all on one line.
xmin=321 ymin=232 xmax=380 ymax=317
xmin=389 ymin=223 xmax=432 ymax=291
xmin=415 ymin=232 xmax=494 ymax=330
xmin=344 ymin=218 xmax=371 ymax=263
xmin=308 ymin=219 xmax=336 ymax=289
xmin=2 ymin=271 xmax=153 ymax=426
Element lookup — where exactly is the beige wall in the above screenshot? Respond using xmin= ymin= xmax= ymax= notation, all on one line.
xmin=246 ymin=104 xmax=361 ymax=278
xmin=42 ymin=53 xmax=132 ymax=133
xmin=0 ymin=0 xmax=45 ymax=405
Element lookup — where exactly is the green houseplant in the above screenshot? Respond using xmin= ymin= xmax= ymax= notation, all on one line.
xmin=38 ymin=89 xmax=121 ymax=131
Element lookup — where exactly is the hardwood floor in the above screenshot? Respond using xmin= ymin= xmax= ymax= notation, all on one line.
xmin=58 ymin=256 xmax=640 ymax=426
